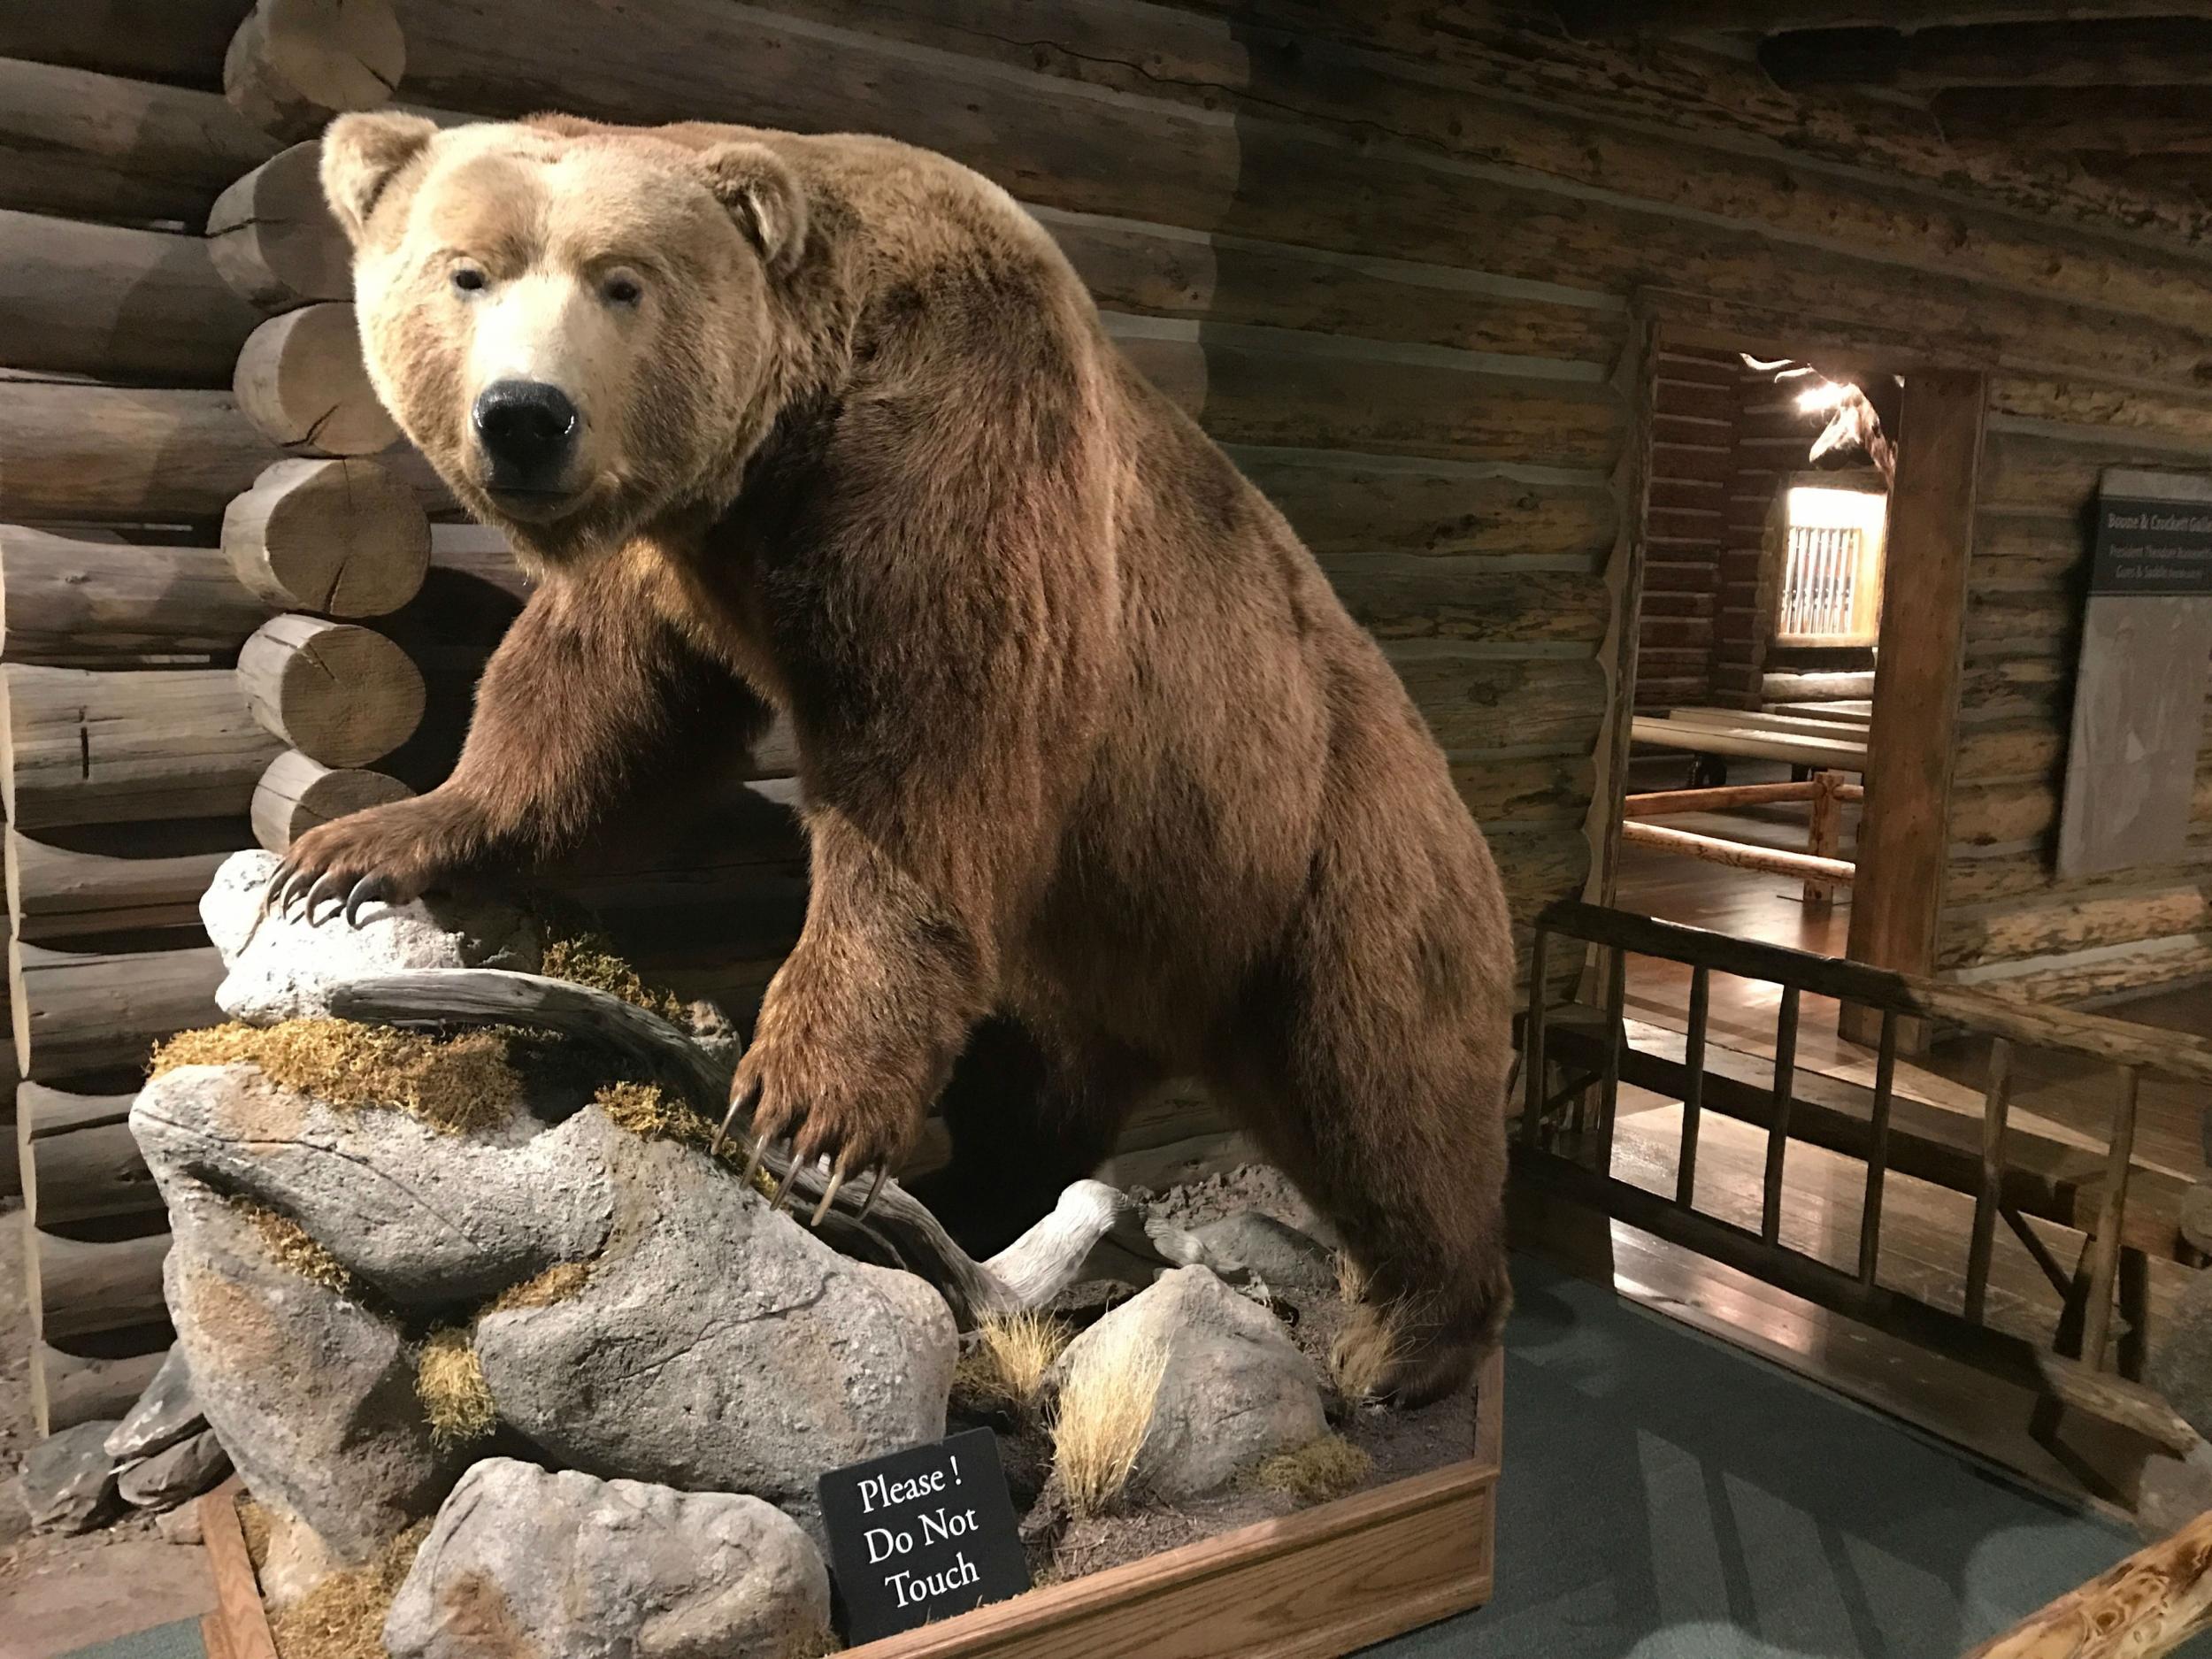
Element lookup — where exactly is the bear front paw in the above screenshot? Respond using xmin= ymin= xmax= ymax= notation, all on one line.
xmin=726 ymin=1034 xmax=918 ymax=1221
xmin=268 ymin=797 xmax=480 ymax=926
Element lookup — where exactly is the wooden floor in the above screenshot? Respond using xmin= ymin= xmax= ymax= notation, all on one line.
xmin=1605 ymin=792 xmax=2210 ymax=1380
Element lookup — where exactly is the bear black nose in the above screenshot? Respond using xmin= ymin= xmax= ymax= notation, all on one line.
xmin=472 ymin=380 xmax=580 ymax=488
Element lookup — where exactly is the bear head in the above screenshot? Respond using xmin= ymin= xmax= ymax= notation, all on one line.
xmin=320 ymin=113 xmax=809 ymax=565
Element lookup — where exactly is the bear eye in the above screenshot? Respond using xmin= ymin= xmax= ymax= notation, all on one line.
xmin=450 ymin=265 xmax=487 ymax=296
xmin=602 ymin=273 xmax=644 ymax=308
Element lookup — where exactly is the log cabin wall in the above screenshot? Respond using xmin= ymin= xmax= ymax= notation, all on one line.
xmin=1937 ymin=381 xmax=2212 ymax=1005
xmin=1637 ymin=344 xmax=1737 ymax=713
xmin=11 ymin=0 xmax=2212 ymax=1425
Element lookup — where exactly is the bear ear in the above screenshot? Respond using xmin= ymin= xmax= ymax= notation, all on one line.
xmin=698 ymin=142 xmax=808 ymax=275
xmin=320 ymin=111 xmax=439 ymax=248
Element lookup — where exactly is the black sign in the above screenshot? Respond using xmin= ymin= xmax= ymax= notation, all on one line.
xmin=817 ymin=1427 xmax=1031 ymax=1644
xmin=2092 ymin=492 xmax=2212 ymax=595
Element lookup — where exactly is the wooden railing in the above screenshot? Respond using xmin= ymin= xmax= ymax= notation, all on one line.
xmin=1517 ymin=900 xmax=2212 ymax=1464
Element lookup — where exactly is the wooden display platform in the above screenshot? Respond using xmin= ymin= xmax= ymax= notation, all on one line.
xmin=197 ymin=1348 xmax=1501 ymax=1659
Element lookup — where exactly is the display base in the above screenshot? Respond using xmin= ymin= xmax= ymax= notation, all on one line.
xmin=196 ymin=1348 xmax=1500 ymax=1659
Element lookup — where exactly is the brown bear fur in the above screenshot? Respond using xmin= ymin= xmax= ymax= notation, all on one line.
xmin=303 ymin=111 xmax=1517 ymax=1403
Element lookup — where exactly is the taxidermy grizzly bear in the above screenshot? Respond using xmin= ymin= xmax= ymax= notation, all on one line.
xmin=292 ymin=111 xmax=1518 ymax=1404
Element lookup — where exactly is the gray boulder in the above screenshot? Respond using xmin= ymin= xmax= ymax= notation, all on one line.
xmin=1053 ymin=1265 xmax=1325 ymax=1502
xmin=201 ymin=849 xmax=542 ymax=1025
xmin=475 ymin=1109 xmax=956 ymax=1517
xmin=21 ymin=1420 xmax=120 ymax=1533
xmin=161 ymin=1178 xmax=458 ymax=1562
xmin=384 ymin=1459 xmax=832 ymax=1659
xmin=1188 ymin=1211 xmax=1338 ymax=1294
xmin=118 ymin=1428 xmax=233 ymax=1512
xmin=105 ymin=1344 xmax=204 ymax=1462
xmin=134 ymin=1063 xmax=612 ymax=1304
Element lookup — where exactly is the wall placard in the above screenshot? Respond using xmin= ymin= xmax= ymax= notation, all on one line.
xmin=2055 ymin=469 xmax=2212 ymax=880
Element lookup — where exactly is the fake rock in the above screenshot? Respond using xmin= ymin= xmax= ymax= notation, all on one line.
xmin=105 ymin=1343 xmax=204 ymax=1462
xmin=201 ymin=849 xmax=542 ymax=1024
xmin=118 ymin=1427 xmax=233 ymax=1511
xmin=1055 ymin=1264 xmax=1325 ymax=1502
xmin=384 ymin=1458 xmax=832 ymax=1659
xmin=1187 ymin=1211 xmax=1338 ymax=1294
xmin=21 ymin=1420 xmax=120 ymax=1533
xmin=474 ymin=1110 xmax=957 ymax=1516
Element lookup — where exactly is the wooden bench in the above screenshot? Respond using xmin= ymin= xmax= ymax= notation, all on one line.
xmin=1632 ymin=707 xmax=1869 ymax=773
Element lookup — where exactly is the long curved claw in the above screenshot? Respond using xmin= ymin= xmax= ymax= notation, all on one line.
xmin=716 ymin=1081 xmax=761 ymax=1158
xmin=302 ymin=871 xmax=349 ymax=926
xmin=344 ymin=875 xmax=392 ymax=929
xmin=740 ymin=1128 xmax=771 ymax=1188
xmin=770 ymin=1156 xmax=803 ymax=1213
xmin=856 ymin=1165 xmax=887 ymax=1223
xmin=809 ymin=1159 xmax=849 ymax=1228
xmin=262 ymin=861 xmax=296 ymax=918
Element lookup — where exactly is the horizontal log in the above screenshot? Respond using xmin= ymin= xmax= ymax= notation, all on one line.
xmin=1632 ymin=715 xmax=1868 ymax=771
xmin=1939 ymin=881 xmax=2212 ymax=973
xmin=1952 ymin=934 xmax=2212 ymax=1009
xmin=20 ymin=1083 xmax=157 ymax=1228
xmin=232 ymin=303 xmax=399 ymax=457
xmin=1380 ymin=645 xmax=1610 ymax=754
xmin=238 ymin=615 xmax=426 ymax=766
xmin=1972 ymin=512 xmax=2088 ymax=580
xmin=0 ymin=208 xmax=260 ymax=383
xmin=1978 ymin=419 xmax=2212 ymax=517
xmin=0 ymin=527 xmax=268 ymax=665
xmin=1936 ymin=85 xmax=2212 ymax=157
xmin=3 ymin=664 xmax=284 ymax=829
xmin=1321 ymin=557 xmax=1609 ymax=645
xmin=1944 ymin=841 xmax=2212 ymax=908
xmin=0 ymin=380 xmax=277 ymax=524
xmin=1965 ymin=588 xmax=2076 ymax=660
xmin=0 ymin=57 xmax=275 ymax=226
xmin=207 ymin=139 xmax=352 ymax=312
xmin=31 ymin=1341 xmax=170 ymax=1437
xmin=1957 ymin=656 xmax=2068 ymax=723
xmin=1448 ymin=752 xmax=1596 ymax=826
xmin=1627 ymin=780 xmax=1823 ymax=816
xmin=251 ymin=751 xmax=415 ymax=851
xmin=1108 ymin=316 xmax=1624 ymax=471
xmin=1764 ymin=670 xmax=1878 ymax=703
xmin=1966 ymin=1507 xmax=2212 ymax=1659
xmin=1036 ymin=205 xmax=1626 ymax=365
xmin=1761 ymin=19 xmax=2212 ymax=92
xmin=225 ymin=0 xmax=404 ymax=142
xmin=1231 ymin=447 xmax=1617 ymax=562
xmin=1954 ymin=722 xmax=2064 ymax=785
xmin=1990 ymin=377 xmax=2212 ymax=448
xmin=1622 ymin=819 xmax=1855 ymax=885
xmin=0 ymin=2 xmax=242 ymax=85
xmin=11 ymin=939 xmax=224 ymax=1083
xmin=27 ymin=1225 xmax=171 ymax=1343
xmin=6 ymin=829 xmax=230 ymax=942
xmin=1950 ymin=780 xmax=2058 ymax=850
xmin=1488 ymin=826 xmax=1594 ymax=923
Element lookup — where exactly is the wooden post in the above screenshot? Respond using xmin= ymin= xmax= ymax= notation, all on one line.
xmin=2082 ymin=1067 xmax=2140 ymax=1370
xmin=1804 ymin=768 xmax=1845 ymax=912
xmin=1964 ymin=1507 xmax=2212 ymax=1658
xmin=1843 ymin=371 xmax=1986 ymax=1049
xmin=1520 ymin=926 xmax=1548 ymax=1149
xmin=1857 ymin=1010 xmax=1899 ymax=1286
xmin=1964 ymin=1037 xmax=2015 ymax=1325
xmin=1762 ymin=984 xmax=1801 ymax=1245
xmin=1675 ymin=964 xmax=1709 ymax=1208
xmin=1595 ymin=942 xmax=1625 ymax=1164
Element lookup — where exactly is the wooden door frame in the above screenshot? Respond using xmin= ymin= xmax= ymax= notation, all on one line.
xmin=1602 ymin=294 xmax=1985 ymax=1036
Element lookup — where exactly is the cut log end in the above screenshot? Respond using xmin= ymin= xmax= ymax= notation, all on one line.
xmin=251 ymin=751 xmax=414 ymax=851
xmin=225 ymin=0 xmax=406 ymax=142
xmin=206 ymin=141 xmax=352 ymax=313
xmin=224 ymin=456 xmax=430 ymax=617
xmin=232 ymin=303 xmax=397 ymax=457
xmin=237 ymin=616 xmax=426 ymax=768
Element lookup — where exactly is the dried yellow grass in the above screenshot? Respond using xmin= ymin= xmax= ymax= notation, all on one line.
xmin=1051 ymin=1333 xmax=1169 ymax=1517
xmin=593 ymin=1082 xmax=777 ymax=1200
xmin=1333 ymin=1250 xmax=1368 ymax=1307
xmin=541 ymin=933 xmax=688 ymax=1025
xmin=152 ymin=1019 xmax=516 ymax=1134
xmin=415 ymin=1327 xmax=495 ymax=1449
xmin=957 ymin=1313 xmax=1071 ymax=1413
xmin=484 ymin=1259 xmax=592 ymax=1313
xmin=266 ymin=1519 xmax=430 ymax=1659
xmin=1248 ymin=1434 xmax=1371 ymax=1505
xmin=239 ymin=1497 xmax=273 ymax=1571
xmin=230 ymin=1197 xmax=351 ymax=1294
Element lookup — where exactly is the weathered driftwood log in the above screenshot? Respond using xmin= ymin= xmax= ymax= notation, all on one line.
xmin=232 ymin=303 xmax=398 ymax=457
xmin=223 ymin=457 xmax=430 ymax=616
xmin=0 ymin=380 xmax=280 ymax=525
xmin=27 ymin=1225 xmax=172 ymax=1343
xmin=238 ymin=616 xmax=426 ymax=767
xmin=1966 ymin=1508 xmax=2212 ymax=1657
xmin=31 ymin=1342 xmax=168 ymax=1438
xmin=0 ymin=526 xmax=269 ymax=665
xmin=327 ymin=969 xmax=1260 ymax=1326
xmin=10 ymin=939 xmax=224 ymax=1083
xmin=2 ymin=664 xmax=284 ymax=829
xmin=252 ymin=751 xmax=414 ymax=852
xmin=19 ymin=1083 xmax=156 ymax=1228
xmin=0 ymin=58 xmax=276 ymax=227
xmin=0 ymin=208 xmax=259 ymax=383
xmin=225 ymin=0 xmax=404 ymax=142
xmin=6 ymin=830 xmax=232 ymax=942
xmin=207 ymin=141 xmax=351 ymax=313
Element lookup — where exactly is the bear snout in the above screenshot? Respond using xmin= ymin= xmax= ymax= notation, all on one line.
xmin=472 ymin=379 xmax=582 ymax=500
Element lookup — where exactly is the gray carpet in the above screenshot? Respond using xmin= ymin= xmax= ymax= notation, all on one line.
xmin=1365 ymin=1257 xmax=2185 ymax=1658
